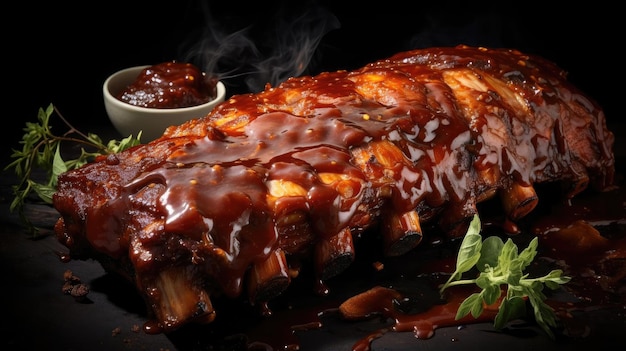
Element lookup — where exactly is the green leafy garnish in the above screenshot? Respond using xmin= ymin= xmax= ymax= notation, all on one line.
xmin=4 ymin=104 xmax=141 ymax=232
xmin=439 ymin=214 xmax=571 ymax=339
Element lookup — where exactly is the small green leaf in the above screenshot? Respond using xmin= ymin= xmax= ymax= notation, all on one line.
xmin=455 ymin=235 xmax=482 ymax=275
xmin=30 ymin=181 xmax=56 ymax=204
xmin=439 ymin=215 xmax=483 ymax=293
xmin=481 ymin=283 xmax=502 ymax=306
xmin=475 ymin=273 xmax=492 ymax=290
xmin=109 ymin=132 xmax=142 ymax=152
xmin=505 ymin=258 xmax=524 ymax=286
xmin=456 ymin=293 xmax=483 ymax=320
xmin=476 ymin=235 xmax=504 ymax=272
xmin=526 ymin=289 xmax=558 ymax=339
xmin=494 ymin=296 xmax=526 ymax=330
xmin=44 ymin=103 xmax=54 ymax=118
xmin=454 ymin=215 xmax=483 ymax=275
xmin=470 ymin=293 xmax=485 ymax=318
xmin=518 ymin=237 xmax=539 ymax=269
xmin=497 ymin=239 xmax=519 ymax=273
xmin=52 ymin=144 xmax=67 ymax=178
xmin=86 ymin=132 xmax=105 ymax=147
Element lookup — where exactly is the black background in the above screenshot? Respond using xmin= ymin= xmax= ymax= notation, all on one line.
xmin=4 ymin=0 xmax=620 ymax=152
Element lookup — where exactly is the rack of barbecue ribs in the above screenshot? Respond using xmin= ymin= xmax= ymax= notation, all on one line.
xmin=52 ymin=45 xmax=615 ymax=333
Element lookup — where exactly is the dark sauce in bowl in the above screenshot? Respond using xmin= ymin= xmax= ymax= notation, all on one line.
xmin=117 ymin=61 xmax=217 ymax=109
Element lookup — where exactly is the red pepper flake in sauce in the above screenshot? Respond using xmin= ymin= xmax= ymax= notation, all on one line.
xmin=117 ymin=61 xmax=217 ymax=108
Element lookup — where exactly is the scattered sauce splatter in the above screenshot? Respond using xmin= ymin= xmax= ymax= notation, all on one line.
xmin=242 ymin=184 xmax=626 ymax=350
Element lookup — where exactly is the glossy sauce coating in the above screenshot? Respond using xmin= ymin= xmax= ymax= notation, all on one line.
xmin=53 ymin=45 xmax=615 ymax=333
xmin=117 ymin=61 xmax=217 ymax=108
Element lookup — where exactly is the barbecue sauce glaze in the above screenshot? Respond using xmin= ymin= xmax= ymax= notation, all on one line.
xmin=52 ymin=46 xmax=620 ymax=349
xmin=117 ymin=61 xmax=217 ymax=108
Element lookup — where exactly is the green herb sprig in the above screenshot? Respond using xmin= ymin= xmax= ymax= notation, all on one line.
xmin=4 ymin=104 xmax=141 ymax=232
xmin=439 ymin=214 xmax=571 ymax=339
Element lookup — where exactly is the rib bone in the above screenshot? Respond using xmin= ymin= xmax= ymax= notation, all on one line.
xmin=383 ymin=210 xmax=423 ymax=256
xmin=500 ymin=181 xmax=538 ymax=221
xmin=248 ymin=248 xmax=290 ymax=304
xmin=315 ymin=227 xmax=355 ymax=280
xmin=152 ymin=266 xmax=215 ymax=331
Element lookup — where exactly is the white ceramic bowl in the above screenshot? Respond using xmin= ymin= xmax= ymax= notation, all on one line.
xmin=103 ymin=65 xmax=225 ymax=142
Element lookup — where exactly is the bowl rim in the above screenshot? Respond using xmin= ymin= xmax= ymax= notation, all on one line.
xmin=103 ymin=65 xmax=226 ymax=114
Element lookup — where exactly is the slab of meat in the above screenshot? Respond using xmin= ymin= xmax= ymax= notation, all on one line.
xmin=52 ymin=45 xmax=615 ymax=333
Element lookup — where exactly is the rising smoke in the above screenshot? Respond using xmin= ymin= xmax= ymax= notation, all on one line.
xmin=179 ymin=2 xmax=340 ymax=94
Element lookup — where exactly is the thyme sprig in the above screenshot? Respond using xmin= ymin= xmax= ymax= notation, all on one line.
xmin=4 ymin=104 xmax=141 ymax=232
xmin=439 ymin=214 xmax=571 ymax=339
